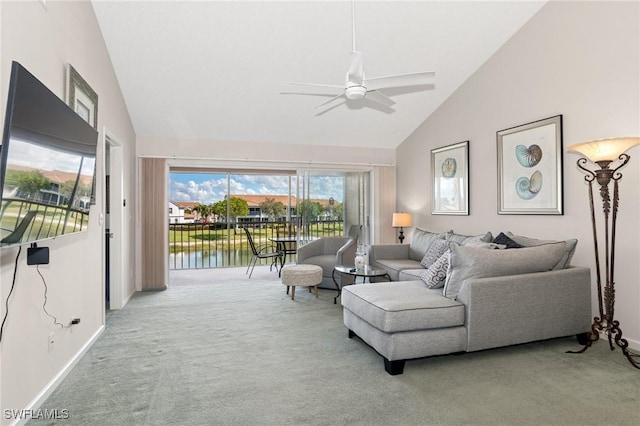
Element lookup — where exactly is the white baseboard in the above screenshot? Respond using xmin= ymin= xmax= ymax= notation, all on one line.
xmin=626 ymin=336 xmax=640 ymax=352
xmin=9 ymin=325 xmax=105 ymax=426
xmin=597 ymin=331 xmax=640 ymax=352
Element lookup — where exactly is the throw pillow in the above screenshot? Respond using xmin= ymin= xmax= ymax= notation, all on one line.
xmin=493 ymin=232 xmax=524 ymax=249
xmin=447 ymin=231 xmax=493 ymax=246
xmin=464 ymin=240 xmax=506 ymax=250
xmin=420 ymin=250 xmax=450 ymax=289
xmin=505 ymin=231 xmax=578 ymax=269
xmin=443 ymin=242 xmax=567 ymax=300
xmin=420 ymin=239 xmax=450 ymax=268
xmin=409 ymin=228 xmax=452 ymax=261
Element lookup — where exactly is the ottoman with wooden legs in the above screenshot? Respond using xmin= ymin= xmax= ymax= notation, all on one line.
xmin=281 ymin=264 xmax=323 ymax=300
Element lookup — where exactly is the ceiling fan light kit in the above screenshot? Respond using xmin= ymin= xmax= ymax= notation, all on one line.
xmin=281 ymin=1 xmax=435 ymax=113
xmin=345 ymin=86 xmax=367 ymax=100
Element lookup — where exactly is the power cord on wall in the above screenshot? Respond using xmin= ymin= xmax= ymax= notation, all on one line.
xmin=36 ymin=265 xmax=64 ymax=329
xmin=0 ymin=246 xmax=22 ymax=344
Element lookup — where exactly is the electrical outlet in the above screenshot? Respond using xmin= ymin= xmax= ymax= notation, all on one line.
xmin=48 ymin=332 xmax=55 ymax=352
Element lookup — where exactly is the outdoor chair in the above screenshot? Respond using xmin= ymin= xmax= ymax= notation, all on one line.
xmin=243 ymin=227 xmax=283 ymax=278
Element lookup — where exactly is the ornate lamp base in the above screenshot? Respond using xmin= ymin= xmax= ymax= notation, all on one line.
xmin=569 ymin=317 xmax=640 ymax=369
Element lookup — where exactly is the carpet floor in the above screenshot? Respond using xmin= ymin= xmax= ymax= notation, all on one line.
xmin=29 ymin=266 xmax=640 ymax=426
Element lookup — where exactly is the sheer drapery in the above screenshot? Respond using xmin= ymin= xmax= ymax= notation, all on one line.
xmin=141 ymin=157 xmax=168 ymax=290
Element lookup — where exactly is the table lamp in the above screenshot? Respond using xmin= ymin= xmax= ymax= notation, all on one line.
xmin=392 ymin=212 xmax=412 ymax=244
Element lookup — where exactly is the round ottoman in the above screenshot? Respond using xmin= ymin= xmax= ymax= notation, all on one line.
xmin=281 ymin=264 xmax=323 ymax=300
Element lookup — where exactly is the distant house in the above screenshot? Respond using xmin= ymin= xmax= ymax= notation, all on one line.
xmin=231 ymin=194 xmax=339 ymax=222
xmin=4 ymin=164 xmax=93 ymax=210
xmin=169 ymin=201 xmax=200 ymax=224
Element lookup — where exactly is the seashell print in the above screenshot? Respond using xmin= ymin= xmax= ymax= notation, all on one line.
xmin=441 ymin=158 xmax=457 ymax=178
xmin=515 ymin=170 xmax=543 ymax=200
xmin=515 ymin=144 xmax=543 ymax=168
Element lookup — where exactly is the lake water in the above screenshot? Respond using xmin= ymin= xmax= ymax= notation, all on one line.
xmin=169 ymin=249 xmax=297 ymax=269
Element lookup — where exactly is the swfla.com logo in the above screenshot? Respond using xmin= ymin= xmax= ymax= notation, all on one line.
xmin=4 ymin=408 xmax=69 ymax=420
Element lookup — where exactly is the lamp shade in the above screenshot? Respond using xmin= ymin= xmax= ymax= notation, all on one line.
xmin=567 ymin=137 xmax=640 ymax=163
xmin=392 ymin=212 xmax=412 ymax=228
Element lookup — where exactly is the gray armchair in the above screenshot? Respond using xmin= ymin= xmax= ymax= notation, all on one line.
xmin=297 ymin=236 xmax=357 ymax=289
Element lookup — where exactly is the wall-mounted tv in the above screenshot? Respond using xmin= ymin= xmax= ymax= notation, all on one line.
xmin=0 ymin=61 xmax=98 ymax=247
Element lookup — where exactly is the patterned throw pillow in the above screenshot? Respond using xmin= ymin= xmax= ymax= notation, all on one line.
xmin=420 ymin=250 xmax=450 ymax=289
xmin=420 ymin=239 xmax=450 ymax=268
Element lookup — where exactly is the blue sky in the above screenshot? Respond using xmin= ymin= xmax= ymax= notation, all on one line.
xmin=169 ymin=173 xmax=344 ymax=205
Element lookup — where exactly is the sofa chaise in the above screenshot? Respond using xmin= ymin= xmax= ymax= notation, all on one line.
xmin=342 ymin=228 xmax=592 ymax=375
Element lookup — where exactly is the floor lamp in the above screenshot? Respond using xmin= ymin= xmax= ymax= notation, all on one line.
xmin=392 ymin=212 xmax=412 ymax=244
xmin=567 ymin=136 xmax=640 ymax=369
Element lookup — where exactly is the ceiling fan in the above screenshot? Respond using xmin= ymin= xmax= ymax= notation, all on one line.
xmin=281 ymin=1 xmax=435 ymax=114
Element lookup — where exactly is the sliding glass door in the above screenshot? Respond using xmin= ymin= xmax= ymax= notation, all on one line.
xmin=296 ymin=170 xmax=370 ymax=245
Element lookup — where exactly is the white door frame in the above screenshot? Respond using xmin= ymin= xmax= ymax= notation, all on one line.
xmin=103 ymin=129 xmax=126 ymax=309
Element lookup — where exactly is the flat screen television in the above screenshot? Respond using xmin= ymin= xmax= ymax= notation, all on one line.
xmin=0 ymin=61 xmax=98 ymax=247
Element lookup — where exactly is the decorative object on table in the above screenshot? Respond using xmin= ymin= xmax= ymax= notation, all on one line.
xmin=431 ymin=141 xmax=469 ymax=215
xmin=567 ymin=136 xmax=640 ymax=369
xmin=497 ymin=115 xmax=563 ymax=214
xmin=66 ymin=64 xmax=98 ymax=129
xmin=392 ymin=212 xmax=412 ymax=244
xmin=354 ymin=245 xmax=366 ymax=271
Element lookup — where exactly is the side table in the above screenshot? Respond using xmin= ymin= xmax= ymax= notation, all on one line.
xmin=332 ymin=265 xmax=391 ymax=304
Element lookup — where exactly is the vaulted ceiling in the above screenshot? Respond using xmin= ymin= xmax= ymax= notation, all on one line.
xmin=92 ymin=1 xmax=546 ymax=149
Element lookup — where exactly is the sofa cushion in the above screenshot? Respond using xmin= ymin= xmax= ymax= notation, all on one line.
xmin=341 ymin=281 xmax=464 ymax=333
xmin=409 ymin=228 xmax=452 ymax=261
xmin=420 ymin=239 xmax=451 ymax=268
xmin=420 ymin=250 xmax=450 ymax=289
xmin=505 ymin=232 xmax=577 ymax=269
xmin=399 ymin=269 xmax=426 ymax=281
xmin=376 ymin=259 xmax=422 ymax=279
xmin=493 ymin=232 xmax=524 ymax=249
xmin=446 ymin=231 xmax=493 ymax=246
xmin=443 ymin=242 xmax=567 ymax=300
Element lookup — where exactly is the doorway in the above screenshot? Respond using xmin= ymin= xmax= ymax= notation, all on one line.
xmin=104 ymin=132 xmax=125 ymax=309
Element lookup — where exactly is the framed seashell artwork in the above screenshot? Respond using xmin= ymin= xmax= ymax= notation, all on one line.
xmin=497 ymin=115 xmax=563 ymax=214
xmin=431 ymin=140 xmax=469 ymax=215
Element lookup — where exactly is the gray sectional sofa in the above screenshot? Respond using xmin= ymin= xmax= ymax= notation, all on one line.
xmin=342 ymin=228 xmax=592 ymax=375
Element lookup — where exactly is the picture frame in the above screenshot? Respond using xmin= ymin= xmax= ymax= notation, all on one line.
xmin=66 ymin=64 xmax=98 ymax=129
xmin=431 ymin=140 xmax=469 ymax=215
xmin=497 ymin=115 xmax=563 ymax=215
xmin=66 ymin=64 xmax=98 ymax=205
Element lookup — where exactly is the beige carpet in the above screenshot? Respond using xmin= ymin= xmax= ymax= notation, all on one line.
xmin=29 ymin=266 xmax=640 ymax=425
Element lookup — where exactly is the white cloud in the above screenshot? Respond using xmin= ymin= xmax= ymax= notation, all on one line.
xmin=169 ymin=173 xmax=344 ymax=204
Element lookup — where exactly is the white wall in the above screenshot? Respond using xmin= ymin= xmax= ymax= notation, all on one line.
xmin=0 ymin=1 xmax=136 ymax=422
xmin=397 ymin=1 xmax=640 ymax=349
xmin=137 ymin=136 xmax=395 ymax=166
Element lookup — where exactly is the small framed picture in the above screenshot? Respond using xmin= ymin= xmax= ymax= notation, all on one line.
xmin=431 ymin=141 xmax=469 ymax=215
xmin=497 ymin=115 xmax=563 ymax=215
xmin=66 ymin=64 xmax=98 ymax=129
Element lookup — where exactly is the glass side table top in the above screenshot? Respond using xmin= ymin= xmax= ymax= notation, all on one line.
xmin=334 ymin=265 xmax=388 ymax=277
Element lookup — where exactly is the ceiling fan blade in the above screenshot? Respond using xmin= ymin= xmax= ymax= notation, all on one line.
xmin=348 ymin=51 xmax=364 ymax=86
xmin=365 ymin=90 xmax=395 ymax=107
xmin=315 ymin=94 xmax=346 ymax=113
xmin=280 ymin=82 xmax=345 ymax=96
xmin=365 ymin=71 xmax=435 ymax=91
